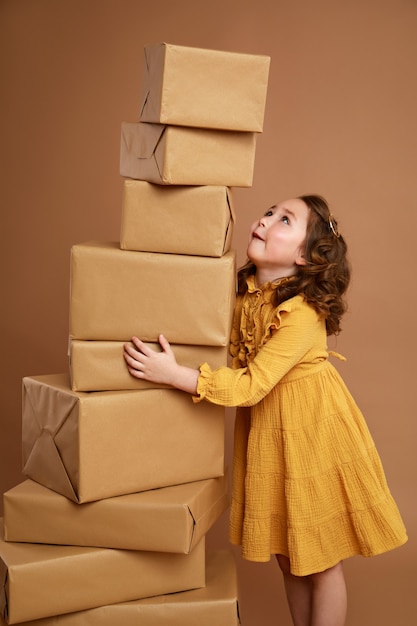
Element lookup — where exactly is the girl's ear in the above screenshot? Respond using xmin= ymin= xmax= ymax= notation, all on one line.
xmin=295 ymin=251 xmax=307 ymax=266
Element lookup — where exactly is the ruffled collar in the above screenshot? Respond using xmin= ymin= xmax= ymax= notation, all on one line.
xmin=235 ymin=274 xmax=297 ymax=364
xmin=246 ymin=273 xmax=293 ymax=295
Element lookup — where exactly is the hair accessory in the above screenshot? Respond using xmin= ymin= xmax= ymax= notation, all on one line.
xmin=328 ymin=214 xmax=341 ymax=238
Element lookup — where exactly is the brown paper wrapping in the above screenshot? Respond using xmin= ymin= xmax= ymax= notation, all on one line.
xmin=0 ymin=520 xmax=205 ymax=624
xmin=120 ymin=121 xmax=257 ymax=187
xmin=0 ymin=550 xmax=238 ymax=626
xmin=120 ymin=180 xmax=235 ymax=257
xmin=140 ymin=42 xmax=270 ymax=132
xmin=69 ymin=242 xmax=236 ymax=345
xmin=3 ymin=473 xmax=228 ymax=552
xmin=69 ymin=340 xmax=229 ymax=391
xmin=21 ymin=374 xmax=225 ymax=503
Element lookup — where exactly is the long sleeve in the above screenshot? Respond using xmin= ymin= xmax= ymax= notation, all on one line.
xmin=194 ymin=297 xmax=325 ymax=407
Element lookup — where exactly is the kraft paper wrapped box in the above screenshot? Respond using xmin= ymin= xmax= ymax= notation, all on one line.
xmin=69 ymin=340 xmax=229 ymax=392
xmin=21 ymin=374 xmax=225 ymax=503
xmin=120 ymin=121 xmax=257 ymax=186
xmin=120 ymin=180 xmax=235 ymax=257
xmin=0 ymin=550 xmax=238 ymax=626
xmin=69 ymin=242 xmax=236 ymax=345
xmin=3 ymin=473 xmax=228 ymax=552
xmin=140 ymin=42 xmax=270 ymax=132
xmin=0 ymin=520 xmax=205 ymax=625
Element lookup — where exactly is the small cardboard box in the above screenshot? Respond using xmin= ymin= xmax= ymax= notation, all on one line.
xmin=22 ymin=374 xmax=225 ymax=503
xmin=140 ymin=42 xmax=270 ymax=132
xmin=120 ymin=180 xmax=235 ymax=257
xmin=69 ymin=339 xmax=229 ymax=392
xmin=0 ymin=520 xmax=205 ymax=625
xmin=69 ymin=242 xmax=236 ymax=346
xmin=0 ymin=550 xmax=238 ymax=626
xmin=3 ymin=473 xmax=228 ymax=552
xmin=120 ymin=121 xmax=257 ymax=187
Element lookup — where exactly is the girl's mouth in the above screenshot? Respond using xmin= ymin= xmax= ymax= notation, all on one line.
xmin=252 ymin=232 xmax=264 ymax=241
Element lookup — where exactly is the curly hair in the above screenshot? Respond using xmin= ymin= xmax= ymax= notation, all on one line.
xmin=237 ymin=195 xmax=351 ymax=335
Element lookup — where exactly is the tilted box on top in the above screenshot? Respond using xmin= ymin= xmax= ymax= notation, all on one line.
xmin=140 ymin=42 xmax=270 ymax=132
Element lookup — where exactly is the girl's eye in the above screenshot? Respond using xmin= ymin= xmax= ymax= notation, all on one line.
xmin=264 ymin=209 xmax=274 ymax=217
xmin=282 ymin=215 xmax=290 ymax=224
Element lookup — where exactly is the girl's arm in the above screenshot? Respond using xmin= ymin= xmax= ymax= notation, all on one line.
xmin=195 ymin=300 xmax=322 ymax=407
xmin=124 ymin=300 xmax=320 ymax=407
xmin=124 ymin=335 xmax=199 ymax=394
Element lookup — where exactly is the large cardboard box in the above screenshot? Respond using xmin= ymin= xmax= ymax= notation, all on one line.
xmin=69 ymin=340 xmax=229 ymax=391
xmin=120 ymin=180 xmax=235 ymax=257
xmin=140 ymin=42 xmax=270 ymax=132
xmin=3 ymin=474 xmax=228 ymax=552
xmin=22 ymin=374 xmax=225 ymax=503
xmin=69 ymin=242 xmax=236 ymax=345
xmin=0 ymin=520 xmax=205 ymax=625
xmin=120 ymin=121 xmax=257 ymax=187
xmin=0 ymin=550 xmax=238 ymax=626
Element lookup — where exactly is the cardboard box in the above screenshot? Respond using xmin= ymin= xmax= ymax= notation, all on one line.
xmin=69 ymin=340 xmax=229 ymax=391
xmin=0 ymin=520 xmax=205 ymax=625
xmin=120 ymin=121 xmax=257 ymax=187
xmin=3 ymin=473 xmax=228 ymax=552
xmin=120 ymin=180 xmax=235 ymax=257
xmin=140 ymin=42 xmax=270 ymax=132
xmin=22 ymin=374 xmax=225 ymax=503
xmin=0 ymin=550 xmax=238 ymax=626
xmin=70 ymin=242 xmax=236 ymax=346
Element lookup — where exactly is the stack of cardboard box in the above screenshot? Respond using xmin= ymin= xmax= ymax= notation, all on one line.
xmin=1 ymin=43 xmax=270 ymax=625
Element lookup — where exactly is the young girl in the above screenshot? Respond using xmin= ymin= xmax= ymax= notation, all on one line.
xmin=124 ymin=195 xmax=407 ymax=626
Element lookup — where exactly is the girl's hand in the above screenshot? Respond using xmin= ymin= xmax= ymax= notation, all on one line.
xmin=124 ymin=334 xmax=177 ymax=385
xmin=123 ymin=334 xmax=199 ymax=394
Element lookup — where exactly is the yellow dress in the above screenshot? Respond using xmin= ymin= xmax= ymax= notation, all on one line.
xmin=195 ymin=276 xmax=407 ymax=576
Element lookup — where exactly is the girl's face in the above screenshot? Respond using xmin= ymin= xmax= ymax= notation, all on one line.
xmin=247 ymin=198 xmax=309 ymax=283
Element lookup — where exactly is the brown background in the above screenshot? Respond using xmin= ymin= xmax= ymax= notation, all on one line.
xmin=0 ymin=0 xmax=416 ymax=624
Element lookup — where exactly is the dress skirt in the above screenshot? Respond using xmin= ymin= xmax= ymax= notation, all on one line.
xmin=228 ymin=360 xmax=408 ymax=576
